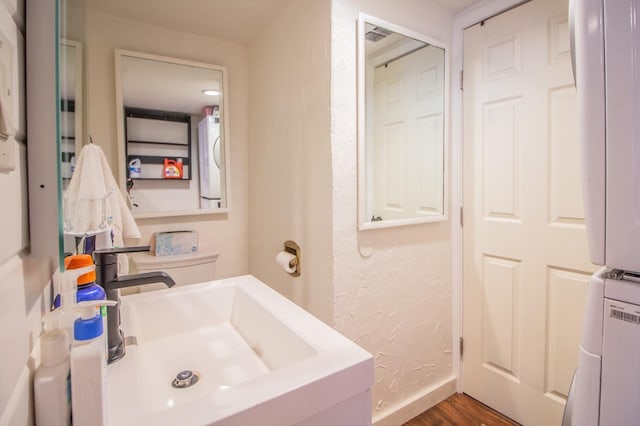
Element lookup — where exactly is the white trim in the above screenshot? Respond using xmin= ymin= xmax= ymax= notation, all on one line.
xmin=451 ymin=0 xmax=529 ymax=394
xmin=26 ymin=0 xmax=60 ymax=259
xmin=372 ymin=376 xmax=456 ymax=426
xmin=133 ymin=207 xmax=230 ymax=220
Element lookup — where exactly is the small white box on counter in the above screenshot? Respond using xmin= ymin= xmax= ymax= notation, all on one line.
xmin=153 ymin=231 xmax=198 ymax=256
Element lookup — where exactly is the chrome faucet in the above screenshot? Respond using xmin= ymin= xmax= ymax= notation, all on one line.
xmin=93 ymin=246 xmax=176 ymax=363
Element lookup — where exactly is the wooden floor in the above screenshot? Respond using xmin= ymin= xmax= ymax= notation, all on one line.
xmin=403 ymin=393 xmax=520 ymax=426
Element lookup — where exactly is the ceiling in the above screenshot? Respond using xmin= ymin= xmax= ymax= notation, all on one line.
xmin=121 ymin=54 xmax=223 ymax=115
xmin=81 ymin=0 xmax=291 ymax=45
xmin=431 ymin=0 xmax=485 ymax=14
xmin=77 ymin=0 xmax=485 ymax=46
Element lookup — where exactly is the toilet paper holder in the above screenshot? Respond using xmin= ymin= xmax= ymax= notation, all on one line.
xmin=284 ymin=240 xmax=300 ymax=277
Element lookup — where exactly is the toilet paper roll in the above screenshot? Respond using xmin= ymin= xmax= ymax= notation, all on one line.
xmin=276 ymin=251 xmax=297 ymax=274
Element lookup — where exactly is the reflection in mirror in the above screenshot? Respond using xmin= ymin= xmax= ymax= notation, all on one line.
xmin=358 ymin=14 xmax=448 ymax=230
xmin=59 ymin=39 xmax=83 ymax=190
xmin=115 ymin=51 xmax=230 ymax=218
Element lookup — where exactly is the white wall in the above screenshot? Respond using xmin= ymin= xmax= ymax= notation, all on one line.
xmin=0 ymin=1 xmax=58 ymax=424
xmin=248 ymin=0 xmax=458 ymax=421
xmin=68 ymin=9 xmax=250 ymax=279
xmin=248 ymin=0 xmax=333 ymax=324
xmin=330 ymin=0 xmax=456 ymax=424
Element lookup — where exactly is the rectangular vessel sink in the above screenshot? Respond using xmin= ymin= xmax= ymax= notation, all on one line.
xmin=107 ymin=275 xmax=373 ymax=425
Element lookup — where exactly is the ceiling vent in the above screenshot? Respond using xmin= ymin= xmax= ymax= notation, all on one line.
xmin=365 ymin=26 xmax=392 ymax=42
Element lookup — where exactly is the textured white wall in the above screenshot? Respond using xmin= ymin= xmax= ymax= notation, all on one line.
xmin=330 ymin=0 xmax=456 ymax=423
xmin=248 ymin=0 xmax=333 ymax=324
xmin=0 ymin=0 xmax=58 ymax=423
xmin=71 ymin=9 xmax=250 ymax=279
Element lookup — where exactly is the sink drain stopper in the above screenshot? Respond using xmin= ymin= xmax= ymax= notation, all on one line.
xmin=172 ymin=370 xmax=199 ymax=388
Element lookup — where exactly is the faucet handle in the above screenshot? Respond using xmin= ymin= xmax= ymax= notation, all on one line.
xmin=93 ymin=246 xmax=151 ymax=265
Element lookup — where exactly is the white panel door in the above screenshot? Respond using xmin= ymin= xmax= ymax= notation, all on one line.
xmin=373 ymin=47 xmax=444 ymax=220
xmin=462 ymin=0 xmax=597 ymax=424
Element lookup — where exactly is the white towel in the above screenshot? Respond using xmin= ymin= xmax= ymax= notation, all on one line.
xmin=63 ymin=144 xmax=141 ymax=250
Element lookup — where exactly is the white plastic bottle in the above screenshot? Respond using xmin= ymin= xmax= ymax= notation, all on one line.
xmin=34 ymin=265 xmax=96 ymax=426
xmin=70 ymin=300 xmax=115 ymax=426
xmin=34 ymin=320 xmax=71 ymax=426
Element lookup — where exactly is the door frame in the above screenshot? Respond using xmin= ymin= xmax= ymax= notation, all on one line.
xmin=451 ymin=0 xmax=530 ymax=393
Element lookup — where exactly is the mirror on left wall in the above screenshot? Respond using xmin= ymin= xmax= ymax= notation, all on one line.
xmin=26 ymin=0 xmax=238 ymax=262
xmin=27 ymin=0 xmax=90 ymax=263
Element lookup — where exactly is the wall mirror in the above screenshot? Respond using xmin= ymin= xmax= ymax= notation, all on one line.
xmin=115 ymin=50 xmax=231 ymax=218
xmin=357 ymin=13 xmax=448 ymax=230
xmin=28 ymin=0 xmax=248 ymax=260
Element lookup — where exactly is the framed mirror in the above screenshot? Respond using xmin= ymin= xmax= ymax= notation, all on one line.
xmin=357 ymin=14 xmax=448 ymax=230
xmin=115 ymin=50 xmax=231 ymax=218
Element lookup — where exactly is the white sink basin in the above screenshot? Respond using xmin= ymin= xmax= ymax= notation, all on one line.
xmin=107 ymin=275 xmax=373 ymax=425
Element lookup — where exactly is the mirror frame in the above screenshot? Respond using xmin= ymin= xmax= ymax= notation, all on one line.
xmin=114 ymin=49 xmax=232 ymax=219
xmin=357 ymin=13 xmax=449 ymax=231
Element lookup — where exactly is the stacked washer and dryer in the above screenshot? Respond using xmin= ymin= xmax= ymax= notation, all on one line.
xmin=566 ymin=0 xmax=640 ymax=424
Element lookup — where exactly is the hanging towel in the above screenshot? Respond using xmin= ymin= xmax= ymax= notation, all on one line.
xmin=64 ymin=144 xmax=141 ymax=251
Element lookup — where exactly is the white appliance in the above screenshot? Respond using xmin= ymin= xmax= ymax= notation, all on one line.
xmin=197 ymin=115 xmax=222 ymax=208
xmin=565 ymin=0 xmax=640 ymax=424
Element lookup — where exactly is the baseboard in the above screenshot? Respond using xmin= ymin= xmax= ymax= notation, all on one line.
xmin=372 ymin=376 xmax=457 ymax=426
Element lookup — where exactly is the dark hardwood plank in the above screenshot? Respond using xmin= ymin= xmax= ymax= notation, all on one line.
xmin=404 ymin=393 xmax=520 ymax=426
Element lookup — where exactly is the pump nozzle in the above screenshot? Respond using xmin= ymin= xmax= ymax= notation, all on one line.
xmin=73 ymin=300 xmax=117 ymax=343
xmin=75 ymin=300 xmax=116 ymax=320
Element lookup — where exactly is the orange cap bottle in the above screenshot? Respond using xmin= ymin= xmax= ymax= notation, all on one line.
xmin=64 ymin=255 xmax=96 ymax=286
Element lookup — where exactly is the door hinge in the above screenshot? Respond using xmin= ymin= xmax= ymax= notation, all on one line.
xmin=459 ymin=69 xmax=464 ymax=91
xmin=460 ymin=206 xmax=464 ymax=227
xmin=459 ymin=337 xmax=464 ymax=357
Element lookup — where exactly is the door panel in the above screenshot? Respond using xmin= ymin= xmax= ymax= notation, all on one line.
xmin=462 ymin=1 xmax=597 ymax=424
xmin=373 ymin=47 xmax=444 ymax=219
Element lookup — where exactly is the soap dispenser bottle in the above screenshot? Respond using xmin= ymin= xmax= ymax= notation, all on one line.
xmin=34 ymin=313 xmax=72 ymax=426
xmin=70 ymin=300 xmax=115 ymax=426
